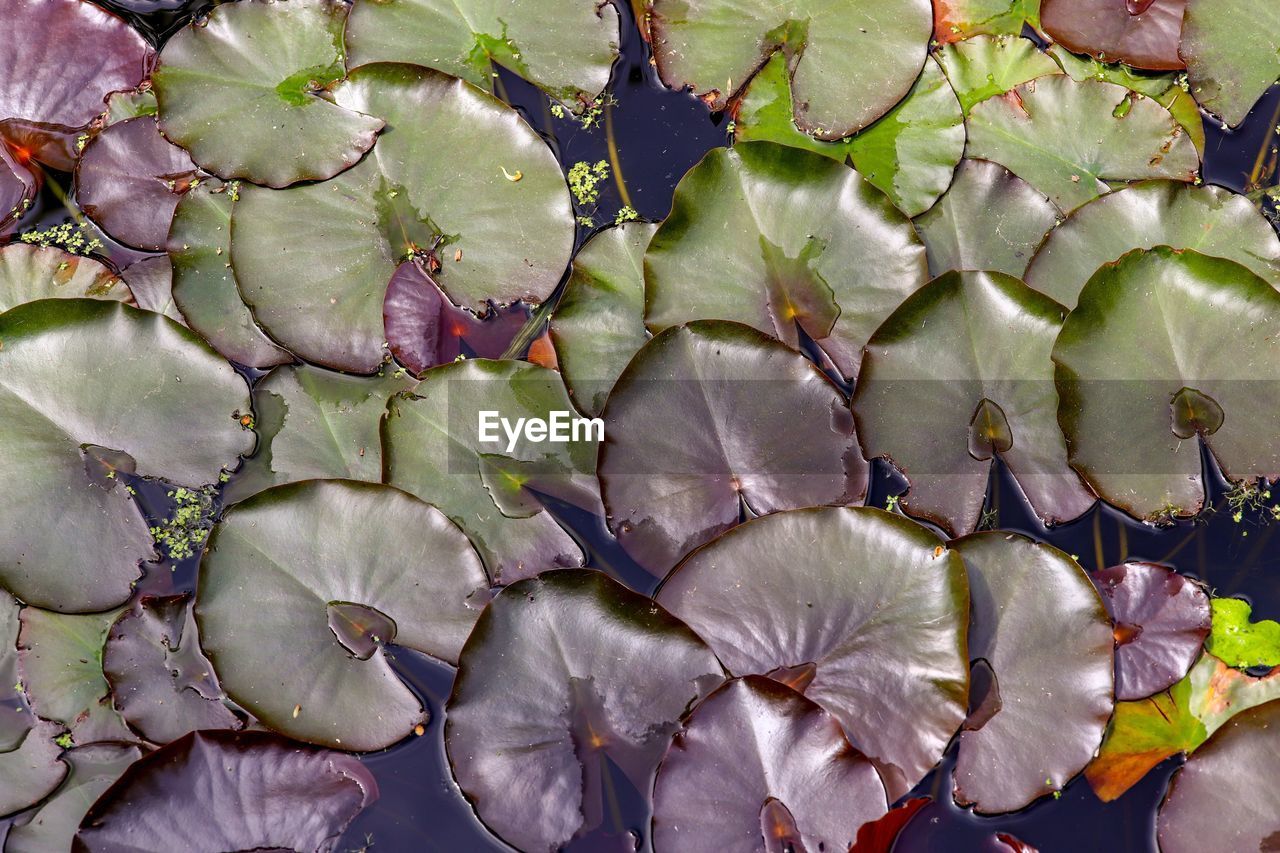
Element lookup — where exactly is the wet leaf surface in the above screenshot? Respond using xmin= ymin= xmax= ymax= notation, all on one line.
xmin=0 ymin=300 xmax=253 ymax=612
xmin=74 ymin=730 xmax=377 ymax=852
xmin=1205 ymin=597 xmax=1280 ymax=669
xmin=1156 ymin=699 xmax=1280 ymax=853
xmin=657 ymin=507 xmax=969 ymax=800
xmin=966 ymin=76 xmax=1199 ymax=211
xmin=549 ymin=222 xmax=654 ymax=417
xmin=1053 ymin=248 xmax=1280 ymax=520
xmin=102 ymin=594 xmax=242 ymax=744
xmin=345 ymin=0 xmax=619 ymax=107
xmin=75 ymin=116 xmax=198 ymax=252
xmin=599 ymin=321 xmax=866 ymax=576
xmin=733 ymin=54 xmax=965 ymax=216
xmin=446 ymin=570 xmax=724 ymax=853
xmin=932 ymin=0 xmax=1040 ymax=43
xmin=855 ymin=270 xmax=1094 ymax=535
xmin=0 ymin=720 xmax=68 ymax=819
xmin=649 ymin=0 xmax=933 ymax=140
xmin=1090 ymin=562 xmax=1211 ymax=700
xmin=0 ymin=244 xmax=129 ymax=313
xmin=198 ymin=480 xmax=489 ymax=750
xmin=154 ymin=0 xmax=383 ymax=187
xmin=651 ymin=676 xmax=888 ymax=853
xmin=937 ymin=35 xmax=1062 ymax=115
xmin=5 ymin=744 xmax=140 ymax=853
xmin=951 ymin=533 xmax=1114 ymax=814
xmin=231 ymin=64 xmax=572 ymax=372
xmin=645 ymin=143 xmax=928 ymax=380
xmin=1040 ymin=0 xmax=1186 ymax=70
xmin=1180 ymin=0 xmax=1280 ymax=127
xmin=1024 ymin=182 xmax=1280 ymax=308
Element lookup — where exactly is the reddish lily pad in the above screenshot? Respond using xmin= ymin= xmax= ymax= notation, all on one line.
xmin=951 ymin=533 xmax=1114 ymax=814
xmin=599 ymin=321 xmax=867 ymax=576
xmin=446 ymin=570 xmax=724 ymax=853
xmin=75 ymin=730 xmax=377 ymax=852
xmin=657 ymin=507 xmax=969 ymax=801
xmin=651 ymin=676 xmax=888 ymax=853
xmin=932 ymin=0 xmax=1040 ymax=43
xmin=0 ymin=244 xmax=129 ymax=314
xmin=1090 ymin=562 xmax=1211 ymax=700
xmin=1041 ymin=0 xmax=1187 ymax=71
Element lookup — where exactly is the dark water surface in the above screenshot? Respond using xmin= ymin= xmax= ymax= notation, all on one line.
xmin=19 ymin=1 xmax=1280 ymax=850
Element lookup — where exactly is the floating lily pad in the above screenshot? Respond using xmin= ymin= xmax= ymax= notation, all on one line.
xmin=951 ymin=533 xmax=1114 ymax=814
xmin=915 ymin=159 xmax=1060 ymax=277
xmin=198 ymin=480 xmax=489 ymax=750
xmin=0 ymin=720 xmax=67 ymax=819
xmin=733 ymin=53 xmax=965 ymax=216
xmin=1053 ymin=248 xmax=1280 ymax=520
xmin=117 ymin=256 xmax=185 ymax=324
xmin=1085 ymin=653 xmax=1280 ymax=801
xmin=937 ymin=35 xmax=1062 ymax=114
xmin=75 ymin=730 xmax=377 ymax=852
xmin=599 ymin=321 xmax=866 ymax=576
xmin=549 ymin=222 xmax=654 ymax=417
xmin=75 ymin=117 xmax=198 ymax=252
xmin=382 ymin=359 xmax=599 ymax=583
xmin=224 ymin=365 xmax=413 ymax=505
xmin=446 ymin=570 xmax=724 ymax=853
xmin=932 ymin=0 xmax=1040 ymax=43
xmin=849 ymin=798 xmax=931 ymax=852
xmin=231 ymin=63 xmax=573 ymax=372
xmin=102 ymin=595 xmax=242 ymax=745
xmin=154 ymin=0 xmax=383 ymax=187
xmin=1041 ymin=0 xmax=1186 ymax=70
xmin=1091 ymin=562 xmax=1211 ymax=700
xmin=966 ymin=76 xmax=1199 ymax=211
xmin=0 ymin=593 xmax=30 ymax=751
xmin=167 ymin=180 xmax=292 ymax=369
xmin=1156 ymin=699 xmax=1280 ymax=853
xmin=1024 ymin=182 xmax=1280 ymax=308
xmin=854 ymin=270 xmax=1094 ymax=536
xmin=4 ymin=744 xmax=140 ymax=853
xmin=0 ymin=244 xmax=129 ymax=313
xmin=1180 ymin=0 xmax=1280 ymax=127
xmin=652 ymin=676 xmax=888 ymax=853
xmin=657 ymin=507 xmax=969 ymax=800
xmin=104 ymin=88 xmax=157 ymax=125
xmin=1205 ymin=597 xmax=1280 ymax=669
xmin=0 ymin=0 xmax=152 ymax=170
xmin=644 ymin=143 xmax=928 ymax=380
xmin=344 ymin=0 xmax=619 ymax=107
xmin=648 ymin=0 xmax=933 ymax=140
xmin=0 ymin=300 xmax=253 ymax=612
xmin=17 ymin=606 xmax=133 ymax=746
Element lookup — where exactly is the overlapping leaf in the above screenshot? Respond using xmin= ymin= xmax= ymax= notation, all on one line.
xmin=1180 ymin=0 xmax=1280 ymax=127
xmin=1040 ymin=0 xmax=1186 ymax=70
xmin=0 ymin=244 xmax=129 ymax=313
xmin=4 ymin=744 xmax=140 ymax=853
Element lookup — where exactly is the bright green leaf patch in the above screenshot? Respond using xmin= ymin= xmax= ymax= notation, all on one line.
xmin=1206 ymin=598 xmax=1280 ymax=669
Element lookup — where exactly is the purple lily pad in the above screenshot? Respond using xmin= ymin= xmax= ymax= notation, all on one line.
xmin=652 ymin=676 xmax=888 ymax=853
xmin=74 ymin=730 xmax=378 ymax=852
xmin=1041 ymin=0 xmax=1187 ymax=71
xmin=0 ymin=719 xmax=68 ymax=819
xmin=1090 ymin=562 xmax=1212 ymax=701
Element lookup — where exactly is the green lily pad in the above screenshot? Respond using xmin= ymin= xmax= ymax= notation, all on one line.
xmin=446 ymin=570 xmax=724 ymax=853
xmin=198 ymin=480 xmax=489 ymax=750
xmin=1180 ymin=0 xmax=1280 ymax=127
xmin=168 ymin=180 xmax=292 ymax=369
xmin=1024 ymin=182 xmax=1280 ymax=308
xmin=644 ymin=143 xmax=928 ymax=380
xmin=0 ymin=244 xmax=129 ymax=314
xmin=932 ymin=0 xmax=1041 ymax=43
xmin=231 ymin=63 xmax=573 ymax=372
xmin=599 ymin=321 xmax=866 ymax=576
xmin=854 ymin=270 xmax=1095 ymax=536
xmin=549 ymin=222 xmax=654 ymax=417
xmin=915 ymin=159 xmax=1061 ymax=277
xmin=153 ymin=0 xmax=384 ymax=187
xmin=4 ymin=744 xmax=140 ymax=853
xmin=648 ymin=0 xmax=934 ymax=140
xmin=733 ymin=53 xmax=965 ymax=216
xmin=1085 ymin=653 xmax=1280 ymax=801
xmin=1053 ymin=248 xmax=1280 ymax=520
xmin=1205 ymin=597 xmax=1280 ymax=670
xmin=344 ymin=0 xmax=619 ymax=107
xmin=223 ymin=365 xmax=414 ymax=505
xmin=1040 ymin=0 xmax=1186 ymax=71
xmin=951 ymin=533 xmax=1114 ymax=814
xmin=0 ymin=720 xmax=67 ymax=819
xmin=104 ymin=88 xmax=157 ymax=125
xmin=656 ymin=506 xmax=969 ymax=801
xmin=966 ymin=76 xmax=1200 ymax=211
xmin=651 ymin=676 xmax=889 ymax=852
xmin=1157 ymin=698 xmax=1280 ymax=852
xmin=0 ymin=300 xmax=253 ymax=612
xmin=937 ymin=35 xmax=1062 ymax=114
